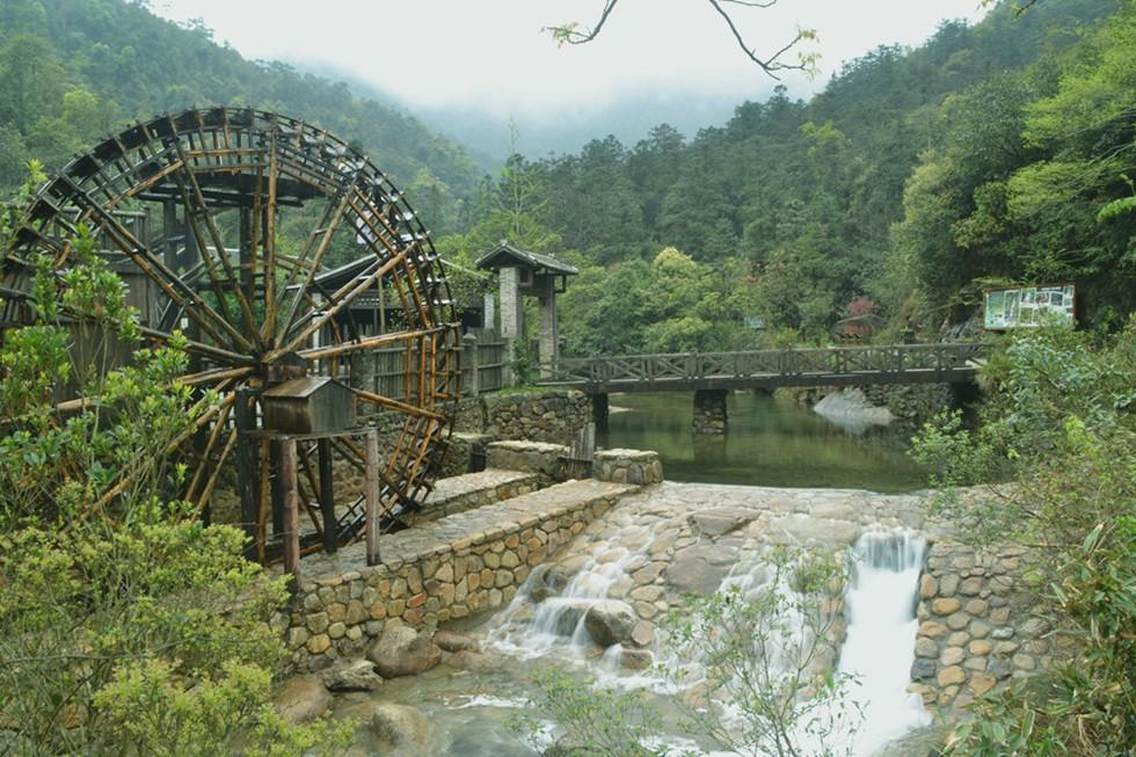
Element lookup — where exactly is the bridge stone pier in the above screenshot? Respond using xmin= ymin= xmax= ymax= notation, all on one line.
xmin=692 ymin=389 xmax=728 ymax=435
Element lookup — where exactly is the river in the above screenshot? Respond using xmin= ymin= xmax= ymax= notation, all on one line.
xmin=604 ymin=391 xmax=926 ymax=492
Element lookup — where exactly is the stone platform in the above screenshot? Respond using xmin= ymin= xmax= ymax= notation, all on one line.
xmin=283 ymin=479 xmax=637 ymax=671
xmin=413 ymin=468 xmax=539 ymax=524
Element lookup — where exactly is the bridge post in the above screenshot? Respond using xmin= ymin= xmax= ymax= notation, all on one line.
xmin=591 ymin=392 xmax=609 ymax=435
xmin=692 ymin=389 xmax=728 ymax=436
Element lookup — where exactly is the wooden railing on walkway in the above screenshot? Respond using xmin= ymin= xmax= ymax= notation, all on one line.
xmin=537 ymin=342 xmax=989 ymax=393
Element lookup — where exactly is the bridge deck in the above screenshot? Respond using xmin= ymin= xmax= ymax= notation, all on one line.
xmin=537 ymin=342 xmax=987 ymax=393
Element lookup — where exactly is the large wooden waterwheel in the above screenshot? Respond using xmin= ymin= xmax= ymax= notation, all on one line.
xmin=1 ymin=107 xmax=460 ymax=560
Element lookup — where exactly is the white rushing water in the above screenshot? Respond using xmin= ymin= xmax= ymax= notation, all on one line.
xmin=835 ymin=530 xmax=932 ymax=755
xmin=483 ymin=524 xmax=932 ymax=755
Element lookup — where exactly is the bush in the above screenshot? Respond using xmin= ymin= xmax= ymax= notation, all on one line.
xmin=0 ymin=224 xmax=349 ymax=752
xmin=911 ymin=323 xmax=1136 ymax=755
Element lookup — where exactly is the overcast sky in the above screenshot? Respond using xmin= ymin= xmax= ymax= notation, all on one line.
xmin=152 ymin=0 xmax=988 ymax=122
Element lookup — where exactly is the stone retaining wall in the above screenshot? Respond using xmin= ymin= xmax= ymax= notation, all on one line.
xmin=486 ymin=440 xmax=570 ymax=484
xmin=592 ymin=449 xmax=664 ymax=485
xmin=863 ymin=383 xmax=956 ymax=426
xmin=482 ymin=390 xmax=591 ymax=445
xmin=280 ymin=479 xmax=635 ymax=671
xmin=909 ymin=539 xmax=1058 ymax=710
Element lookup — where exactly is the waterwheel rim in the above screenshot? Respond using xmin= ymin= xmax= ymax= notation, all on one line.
xmin=2 ymin=106 xmax=461 ymax=558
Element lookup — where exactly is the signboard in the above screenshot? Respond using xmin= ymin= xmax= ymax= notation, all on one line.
xmin=984 ymin=285 xmax=1075 ymax=330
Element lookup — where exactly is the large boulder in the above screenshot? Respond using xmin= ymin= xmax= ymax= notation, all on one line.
xmin=446 ymin=649 xmax=495 ymax=672
xmin=368 ymin=625 xmax=442 ymax=678
xmin=433 ymin=630 xmax=480 ymax=653
xmin=368 ymin=703 xmax=431 ymax=751
xmin=274 ymin=675 xmax=331 ymax=724
xmin=320 ymin=659 xmax=384 ymax=692
xmin=583 ymin=600 xmax=638 ymax=647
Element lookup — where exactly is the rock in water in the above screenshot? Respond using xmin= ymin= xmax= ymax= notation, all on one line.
xmin=620 ymin=648 xmax=653 ymax=671
xmin=365 ymin=702 xmax=431 ymax=751
xmin=583 ymin=600 xmax=638 ymax=647
xmin=629 ymin=620 xmax=656 ymax=648
xmin=368 ymin=625 xmax=442 ymax=678
xmin=526 ymin=563 xmax=570 ymax=602
xmin=689 ymin=507 xmax=757 ymax=537
xmin=274 ymin=675 xmax=332 ymax=724
xmin=320 ymin=659 xmax=384 ymax=692
xmin=433 ymin=630 xmax=480 ymax=653
xmin=446 ymin=649 xmax=495 ymax=672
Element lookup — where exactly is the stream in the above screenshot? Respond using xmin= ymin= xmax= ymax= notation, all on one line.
xmin=334 ymin=482 xmax=938 ymax=755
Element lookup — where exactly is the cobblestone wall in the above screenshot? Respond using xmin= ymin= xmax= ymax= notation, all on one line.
xmin=279 ymin=481 xmax=633 ymax=671
xmin=909 ymin=539 xmax=1058 ymax=710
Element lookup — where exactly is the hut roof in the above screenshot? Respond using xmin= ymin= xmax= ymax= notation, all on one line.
xmin=475 ymin=240 xmax=578 ymax=276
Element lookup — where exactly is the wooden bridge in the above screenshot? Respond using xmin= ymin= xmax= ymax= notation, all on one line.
xmin=537 ymin=342 xmax=989 ymax=394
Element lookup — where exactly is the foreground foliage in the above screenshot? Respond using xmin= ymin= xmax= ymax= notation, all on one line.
xmin=0 ymin=220 xmax=347 ymax=753
xmin=912 ymin=325 xmax=1136 ymax=754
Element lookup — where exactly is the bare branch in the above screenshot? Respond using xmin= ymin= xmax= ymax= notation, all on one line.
xmin=706 ymin=0 xmax=812 ymax=79
xmin=544 ymin=0 xmax=619 ymax=46
xmin=545 ymin=0 xmax=817 ymax=78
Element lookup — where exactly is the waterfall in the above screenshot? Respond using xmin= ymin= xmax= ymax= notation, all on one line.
xmin=835 ymin=529 xmax=931 ymax=754
xmin=483 ymin=523 xmax=932 ymax=755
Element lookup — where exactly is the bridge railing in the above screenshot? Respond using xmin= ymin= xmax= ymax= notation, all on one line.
xmin=541 ymin=342 xmax=988 ymax=386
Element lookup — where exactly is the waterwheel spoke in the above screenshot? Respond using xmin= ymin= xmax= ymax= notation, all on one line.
xmin=139 ymin=326 xmax=252 ymax=366
xmin=196 ymin=427 xmax=237 ymax=514
xmin=167 ymin=142 xmax=262 ymax=350
xmin=185 ymin=402 xmax=233 ymax=502
xmin=349 ymin=386 xmax=444 ymax=421
xmin=260 ymin=130 xmax=280 ymax=342
xmin=274 ymin=190 xmax=353 ymax=346
xmin=60 ymin=179 xmax=248 ymax=351
xmin=271 ymin=249 xmax=410 ymax=358
xmin=176 ymin=365 xmax=256 ymax=387
xmin=297 ymin=326 xmax=447 ymax=361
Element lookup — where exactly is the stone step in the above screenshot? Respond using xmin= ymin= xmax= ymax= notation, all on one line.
xmin=413 ymin=468 xmax=540 ymax=524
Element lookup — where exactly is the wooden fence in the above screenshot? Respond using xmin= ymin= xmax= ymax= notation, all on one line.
xmin=347 ymin=328 xmax=507 ymax=401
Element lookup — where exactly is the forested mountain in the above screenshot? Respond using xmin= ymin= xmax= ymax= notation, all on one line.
xmin=0 ymin=0 xmax=480 ymax=232
xmin=440 ymin=0 xmax=1134 ymax=355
